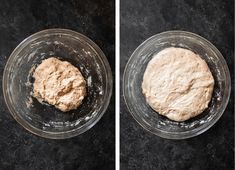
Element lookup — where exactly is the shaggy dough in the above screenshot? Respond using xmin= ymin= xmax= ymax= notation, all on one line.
xmin=33 ymin=57 xmax=86 ymax=112
xmin=142 ymin=47 xmax=214 ymax=121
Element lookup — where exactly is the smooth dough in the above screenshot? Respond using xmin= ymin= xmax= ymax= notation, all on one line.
xmin=33 ymin=57 xmax=86 ymax=112
xmin=142 ymin=47 xmax=214 ymax=121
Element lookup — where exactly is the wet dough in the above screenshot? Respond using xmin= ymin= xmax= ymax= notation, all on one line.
xmin=142 ymin=47 xmax=214 ymax=121
xmin=33 ymin=57 xmax=86 ymax=112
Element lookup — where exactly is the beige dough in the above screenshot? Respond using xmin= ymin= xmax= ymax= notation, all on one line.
xmin=142 ymin=47 xmax=214 ymax=121
xmin=33 ymin=57 xmax=86 ymax=112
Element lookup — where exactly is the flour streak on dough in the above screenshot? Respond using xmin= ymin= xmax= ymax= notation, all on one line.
xmin=33 ymin=57 xmax=86 ymax=112
xmin=142 ymin=47 xmax=214 ymax=121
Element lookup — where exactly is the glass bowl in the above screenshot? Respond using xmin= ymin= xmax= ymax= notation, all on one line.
xmin=123 ymin=31 xmax=231 ymax=139
xmin=3 ymin=29 xmax=112 ymax=139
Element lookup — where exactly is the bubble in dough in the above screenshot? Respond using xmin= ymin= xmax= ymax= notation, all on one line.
xmin=142 ymin=47 xmax=214 ymax=121
xmin=33 ymin=57 xmax=86 ymax=112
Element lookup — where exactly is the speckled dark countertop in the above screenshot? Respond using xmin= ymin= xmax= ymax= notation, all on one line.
xmin=121 ymin=0 xmax=234 ymax=170
xmin=0 ymin=0 xmax=114 ymax=169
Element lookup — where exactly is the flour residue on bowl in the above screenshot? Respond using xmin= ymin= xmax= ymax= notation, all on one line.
xmin=26 ymin=96 xmax=33 ymax=108
xmin=25 ymin=64 xmax=36 ymax=87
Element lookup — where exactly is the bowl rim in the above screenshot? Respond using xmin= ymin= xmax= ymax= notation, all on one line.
xmin=123 ymin=30 xmax=231 ymax=139
xmin=3 ymin=28 xmax=113 ymax=139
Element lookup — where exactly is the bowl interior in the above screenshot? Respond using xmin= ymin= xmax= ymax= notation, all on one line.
xmin=4 ymin=30 xmax=112 ymax=138
xmin=123 ymin=31 xmax=230 ymax=139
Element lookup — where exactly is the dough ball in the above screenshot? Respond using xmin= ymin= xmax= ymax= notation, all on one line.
xmin=33 ymin=57 xmax=86 ymax=112
xmin=142 ymin=47 xmax=214 ymax=121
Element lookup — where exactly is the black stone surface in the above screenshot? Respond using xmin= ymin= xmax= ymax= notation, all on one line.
xmin=0 ymin=0 xmax=115 ymax=170
xmin=121 ymin=0 xmax=234 ymax=170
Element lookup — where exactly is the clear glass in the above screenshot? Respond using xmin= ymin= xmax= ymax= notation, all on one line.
xmin=123 ymin=31 xmax=231 ymax=139
xmin=3 ymin=29 xmax=112 ymax=139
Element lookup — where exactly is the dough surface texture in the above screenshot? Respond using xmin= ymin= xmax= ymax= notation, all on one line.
xmin=33 ymin=57 xmax=86 ymax=112
xmin=142 ymin=47 xmax=214 ymax=121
